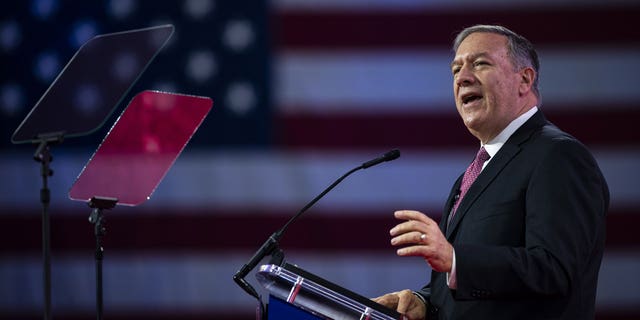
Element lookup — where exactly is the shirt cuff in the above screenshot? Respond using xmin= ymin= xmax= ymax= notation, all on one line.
xmin=446 ymin=248 xmax=457 ymax=289
xmin=411 ymin=291 xmax=427 ymax=305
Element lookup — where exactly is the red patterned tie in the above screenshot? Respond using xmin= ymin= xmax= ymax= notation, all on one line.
xmin=449 ymin=147 xmax=491 ymax=224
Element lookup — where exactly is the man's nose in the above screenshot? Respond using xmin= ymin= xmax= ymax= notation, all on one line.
xmin=455 ymin=65 xmax=475 ymax=87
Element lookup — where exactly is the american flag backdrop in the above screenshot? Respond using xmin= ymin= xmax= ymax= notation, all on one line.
xmin=1 ymin=0 xmax=640 ymax=319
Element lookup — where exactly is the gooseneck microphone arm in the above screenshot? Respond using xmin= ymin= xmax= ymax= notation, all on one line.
xmin=232 ymin=149 xmax=401 ymax=302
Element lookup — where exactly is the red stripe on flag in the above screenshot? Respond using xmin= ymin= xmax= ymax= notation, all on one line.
xmin=275 ymin=108 xmax=640 ymax=150
xmin=0 ymin=311 xmax=254 ymax=320
xmin=273 ymin=6 xmax=640 ymax=49
xmin=1 ymin=208 xmax=638 ymax=253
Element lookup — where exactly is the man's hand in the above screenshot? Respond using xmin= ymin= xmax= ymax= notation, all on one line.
xmin=390 ymin=210 xmax=454 ymax=272
xmin=372 ymin=289 xmax=426 ymax=320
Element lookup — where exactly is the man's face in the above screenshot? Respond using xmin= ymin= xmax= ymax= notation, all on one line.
xmin=451 ymin=32 xmax=523 ymax=142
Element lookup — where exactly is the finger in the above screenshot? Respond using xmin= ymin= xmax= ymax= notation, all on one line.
xmin=391 ymin=219 xmax=444 ymax=242
xmin=390 ymin=220 xmax=428 ymax=236
xmin=395 ymin=290 xmax=415 ymax=315
xmin=397 ymin=243 xmax=454 ymax=272
xmin=371 ymin=292 xmax=399 ymax=309
xmin=396 ymin=244 xmax=435 ymax=258
xmin=391 ymin=231 xmax=424 ymax=246
xmin=394 ymin=210 xmax=435 ymax=225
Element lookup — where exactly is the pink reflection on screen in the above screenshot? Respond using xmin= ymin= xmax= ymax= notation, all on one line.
xmin=69 ymin=90 xmax=212 ymax=206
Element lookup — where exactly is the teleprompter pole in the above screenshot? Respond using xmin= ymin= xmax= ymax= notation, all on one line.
xmin=33 ymin=133 xmax=64 ymax=320
xmin=88 ymin=196 xmax=118 ymax=320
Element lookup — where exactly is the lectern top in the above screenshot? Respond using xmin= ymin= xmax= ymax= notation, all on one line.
xmin=257 ymin=263 xmax=402 ymax=320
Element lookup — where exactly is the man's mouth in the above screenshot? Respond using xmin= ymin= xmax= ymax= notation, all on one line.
xmin=461 ymin=94 xmax=483 ymax=106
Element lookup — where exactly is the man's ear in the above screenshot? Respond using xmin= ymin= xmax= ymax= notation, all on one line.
xmin=519 ymin=67 xmax=536 ymax=96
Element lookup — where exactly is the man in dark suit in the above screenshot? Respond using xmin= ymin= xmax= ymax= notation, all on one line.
xmin=373 ymin=25 xmax=609 ymax=319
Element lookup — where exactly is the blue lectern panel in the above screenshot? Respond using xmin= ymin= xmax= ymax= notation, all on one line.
xmin=269 ymin=296 xmax=324 ymax=320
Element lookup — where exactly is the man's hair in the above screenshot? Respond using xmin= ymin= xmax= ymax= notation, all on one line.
xmin=453 ymin=25 xmax=541 ymax=101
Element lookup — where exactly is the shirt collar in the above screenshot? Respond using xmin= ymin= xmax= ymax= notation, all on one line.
xmin=483 ymin=106 xmax=538 ymax=158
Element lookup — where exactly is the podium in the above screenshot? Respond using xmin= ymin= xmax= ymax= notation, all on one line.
xmin=235 ymin=150 xmax=402 ymax=319
xmin=257 ymin=263 xmax=402 ymax=320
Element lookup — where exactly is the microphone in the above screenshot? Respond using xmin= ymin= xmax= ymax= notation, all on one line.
xmin=232 ymin=149 xmax=401 ymax=301
xmin=361 ymin=149 xmax=400 ymax=169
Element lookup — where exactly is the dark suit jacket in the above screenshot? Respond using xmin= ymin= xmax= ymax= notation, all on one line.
xmin=417 ymin=111 xmax=609 ymax=319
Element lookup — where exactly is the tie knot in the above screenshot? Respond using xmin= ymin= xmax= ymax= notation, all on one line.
xmin=477 ymin=147 xmax=490 ymax=162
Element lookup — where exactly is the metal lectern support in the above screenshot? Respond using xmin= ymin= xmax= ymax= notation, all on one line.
xmin=88 ymin=196 xmax=118 ymax=320
xmin=33 ymin=132 xmax=64 ymax=320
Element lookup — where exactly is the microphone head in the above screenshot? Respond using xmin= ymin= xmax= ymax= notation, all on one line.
xmin=383 ymin=149 xmax=401 ymax=162
xmin=361 ymin=149 xmax=401 ymax=169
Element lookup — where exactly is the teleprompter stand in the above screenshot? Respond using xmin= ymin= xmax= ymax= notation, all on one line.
xmin=69 ymin=90 xmax=212 ymax=320
xmin=11 ymin=25 xmax=175 ymax=320
xmin=33 ymin=132 xmax=64 ymax=320
xmin=88 ymin=196 xmax=118 ymax=320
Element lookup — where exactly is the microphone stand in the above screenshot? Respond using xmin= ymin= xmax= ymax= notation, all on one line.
xmin=232 ymin=149 xmax=400 ymax=317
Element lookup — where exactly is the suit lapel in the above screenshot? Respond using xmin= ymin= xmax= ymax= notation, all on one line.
xmin=445 ymin=111 xmax=548 ymax=239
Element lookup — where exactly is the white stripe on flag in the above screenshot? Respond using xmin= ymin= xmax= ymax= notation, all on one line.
xmin=275 ymin=48 xmax=640 ymax=113
xmin=0 ymin=251 xmax=637 ymax=312
xmin=1 ymin=148 xmax=638 ymax=213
